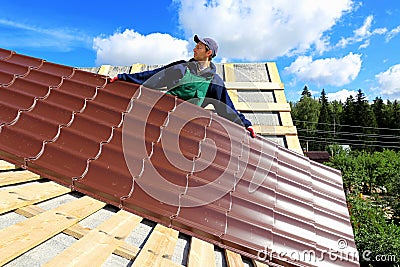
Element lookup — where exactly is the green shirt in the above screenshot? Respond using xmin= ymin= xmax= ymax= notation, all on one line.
xmin=166 ymin=68 xmax=212 ymax=106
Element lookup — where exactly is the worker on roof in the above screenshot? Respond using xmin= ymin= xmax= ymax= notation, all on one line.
xmin=110 ymin=34 xmax=255 ymax=138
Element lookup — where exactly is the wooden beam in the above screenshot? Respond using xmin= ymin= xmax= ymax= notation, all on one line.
xmin=98 ymin=65 xmax=111 ymax=75
xmin=42 ymin=210 xmax=142 ymax=266
xmin=188 ymin=237 xmax=216 ymax=267
xmin=0 ymin=196 xmax=105 ymax=266
xmin=274 ymin=90 xmax=288 ymax=103
xmin=224 ymin=63 xmax=236 ymax=82
xmin=0 ymin=181 xmax=70 ymax=215
xmin=266 ymin=62 xmax=282 ymax=83
xmin=225 ymin=249 xmax=244 ymax=267
xmin=253 ymin=259 xmax=270 ymax=267
xmin=225 ymin=82 xmax=284 ymax=91
xmin=132 ymin=224 xmax=180 ymax=267
xmin=15 ymin=204 xmax=141 ymax=260
xmin=0 ymin=170 xmax=41 ymax=186
xmin=234 ymin=102 xmax=291 ymax=112
xmin=285 ymin=135 xmax=304 ymax=155
xmin=253 ymin=125 xmax=298 ymax=135
xmin=130 ymin=63 xmax=146 ymax=74
xmin=280 ymin=112 xmax=294 ymax=127
xmin=0 ymin=160 xmax=16 ymax=171
xmin=227 ymin=89 xmax=239 ymax=103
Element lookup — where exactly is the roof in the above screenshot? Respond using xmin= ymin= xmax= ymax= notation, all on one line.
xmin=304 ymin=151 xmax=331 ymax=163
xmin=0 ymin=48 xmax=359 ymax=266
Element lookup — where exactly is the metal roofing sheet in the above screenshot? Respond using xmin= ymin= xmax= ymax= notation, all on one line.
xmin=0 ymin=48 xmax=359 ymax=266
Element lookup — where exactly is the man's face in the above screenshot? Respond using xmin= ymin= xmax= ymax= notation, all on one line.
xmin=193 ymin=42 xmax=212 ymax=61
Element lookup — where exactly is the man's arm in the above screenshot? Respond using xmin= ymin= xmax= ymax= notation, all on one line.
xmin=110 ymin=60 xmax=187 ymax=89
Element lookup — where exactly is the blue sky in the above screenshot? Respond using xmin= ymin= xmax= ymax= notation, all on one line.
xmin=1 ymin=0 xmax=400 ymax=102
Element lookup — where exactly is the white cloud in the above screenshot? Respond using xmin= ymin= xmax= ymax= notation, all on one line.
xmin=92 ymin=1 xmax=355 ymax=64
xmin=386 ymin=25 xmax=400 ymax=42
xmin=284 ymin=53 xmax=362 ymax=86
xmin=336 ymin=15 xmax=387 ymax=49
xmin=93 ymin=30 xmax=191 ymax=66
xmin=174 ymin=0 xmax=354 ymax=60
xmin=375 ymin=64 xmax=400 ymax=99
xmin=358 ymin=39 xmax=370 ymax=49
xmin=327 ymin=89 xmax=358 ymax=102
xmin=354 ymin=15 xmax=373 ymax=37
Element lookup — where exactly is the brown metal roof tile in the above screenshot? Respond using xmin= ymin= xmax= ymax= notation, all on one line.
xmin=0 ymin=48 xmax=13 ymax=59
xmin=0 ymin=72 xmax=14 ymax=86
xmin=68 ymin=68 xmax=107 ymax=87
xmin=0 ymin=60 xmax=30 ymax=77
xmin=39 ymin=61 xmax=75 ymax=78
xmin=4 ymin=52 xmax=44 ymax=68
xmin=0 ymin=48 xmax=359 ymax=266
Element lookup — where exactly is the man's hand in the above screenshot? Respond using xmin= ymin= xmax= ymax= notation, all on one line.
xmin=247 ymin=127 xmax=256 ymax=138
xmin=109 ymin=76 xmax=118 ymax=83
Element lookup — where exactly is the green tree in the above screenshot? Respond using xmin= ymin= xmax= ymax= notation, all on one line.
xmin=348 ymin=194 xmax=400 ymax=267
xmin=326 ymin=150 xmax=400 ymax=266
xmin=291 ymin=86 xmax=320 ymax=151
xmin=372 ymin=97 xmax=387 ymax=150
xmin=316 ymin=89 xmax=331 ymax=150
xmin=301 ymin=85 xmax=312 ymax=98
xmin=329 ymin=100 xmax=343 ymax=145
xmin=340 ymin=90 xmax=377 ymax=150
xmin=340 ymin=95 xmax=356 ymax=147
xmin=355 ymin=90 xmax=378 ymax=150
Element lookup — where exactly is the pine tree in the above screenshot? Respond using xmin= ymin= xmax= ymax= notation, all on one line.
xmin=300 ymin=85 xmax=312 ymax=98
xmin=341 ymin=95 xmax=356 ymax=148
xmin=291 ymin=86 xmax=320 ymax=151
xmin=372 ymin=97 xmax=386 ymax=150
xmin=316 ymin=89 xmax=331 ymax=150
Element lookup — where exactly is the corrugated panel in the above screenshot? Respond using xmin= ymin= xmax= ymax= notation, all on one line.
xmin=0 ymin=48 xmax=359 ymax=267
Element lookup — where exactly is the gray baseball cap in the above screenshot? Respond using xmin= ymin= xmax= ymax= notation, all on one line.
xmin=194 ymin=35 xmax=218 ymax=58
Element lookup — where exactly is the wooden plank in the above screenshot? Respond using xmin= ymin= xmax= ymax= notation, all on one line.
xmin=253 ymin=125 xmax=298 ymax=135
xmin=224 ymin=63 xmax=236 ymax=82
xmin=234 ymin=102 xmax=291 ymax=112
xmin=0 ymin=170 xmax=41 ymax=186
xmin=266 ymin=62 xmax=282 ymax=83
xmin=225 ymin=249 xmax=244 ymax=267
xmin=0 ymin=160 xmax=16 ymax=171
xmin=205 ymin=102 xmax=290 ymax=112
xmin=187 ymin=237 xmax=216 ymax=267
xmin=253 ymin=259 xmax=270 ymax=267
xmin=132 ymin=224 xmax=180 ymax=267
xmin=0 ymin=196 xmax=105 ymax=266
xmin=225 ymin=82 xmax=284 ymax=91
xmin=98 ymin=64 xmax=111 ymax=75
xmin=285 ymin=135 xmax=304 ymax=155
xmin=15 ymin=205 xmax=140 ymax=260
xmin=42 ymin=210 xmax=142 ymax=266
xmin=274 ymin=90 xmax=288 ymax=103
xmin=130 ymin=63 xmax=146 ymax=73
xmin=280 ymin=112 xmax=294 ymax=127
xmin=0 ymin=181 xmax=70 ymax=215
xmin=227 ymin=89 xmax=239 ymax=103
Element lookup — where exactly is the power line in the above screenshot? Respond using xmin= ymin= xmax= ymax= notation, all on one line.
xmin=296 ymin=128 xmax=400 ymax=141
xmin=293 ymin=120 xmax=400 ymax=132
xmin=298 ymin=136 xmax=400 ymax=149
xmin=300 ymin=138 xmax=400 ymax=147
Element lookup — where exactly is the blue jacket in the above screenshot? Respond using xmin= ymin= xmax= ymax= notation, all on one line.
xmin=117 ymin=59 xmax=252 ymax=128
